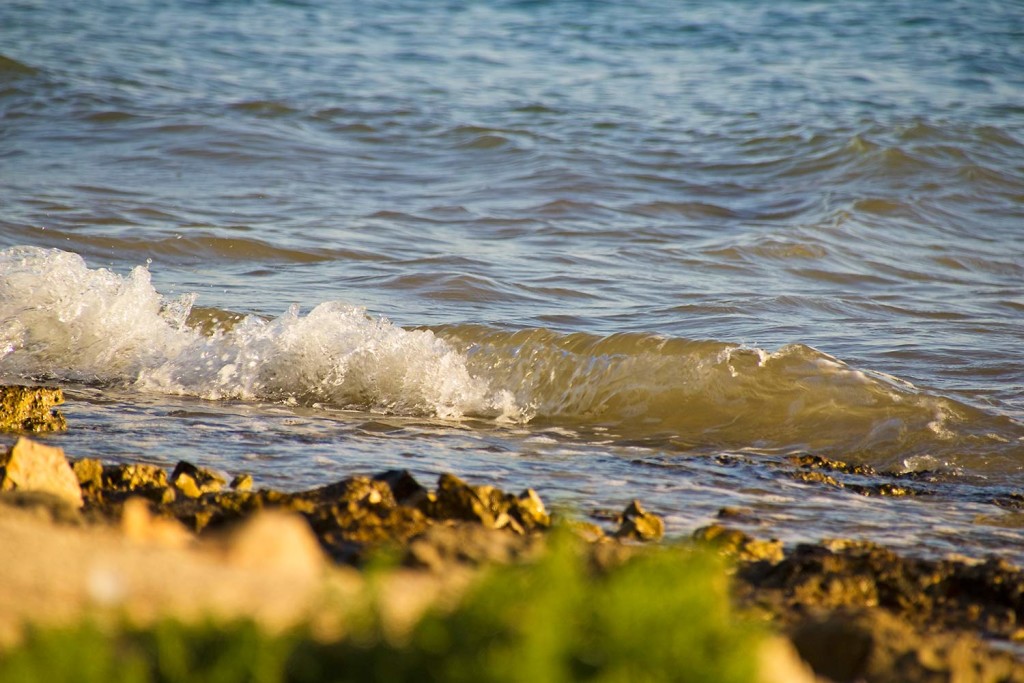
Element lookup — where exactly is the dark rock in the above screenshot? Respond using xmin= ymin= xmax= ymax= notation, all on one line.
xmin=717 ymin=506 xmax=754 ymax=519
xmin=790 ymin=610 xmax=873 ymax=682
xmin=292 ymin=476 xmax=429 ymax=564
xmin=736 ymin=536 xmax=1024 ymax=642
xmin=0 ymin=385 xmax=67 ymax=433
xmin=373 ymin=469 xmax=428 ymax=507
xmin=790 ymin=608 xmax=1024 ymax=683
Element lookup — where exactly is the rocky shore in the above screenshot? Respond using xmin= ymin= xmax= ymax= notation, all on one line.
xmin=2 ymin=385 xmax=1024 ymax=682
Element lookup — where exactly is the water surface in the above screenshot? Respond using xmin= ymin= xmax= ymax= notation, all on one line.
xmin=2 ymin=0 xmax=1023 ymax=560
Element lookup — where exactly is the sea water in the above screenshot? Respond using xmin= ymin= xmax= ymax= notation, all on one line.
xmin=2 ymin=0 xmax=1023 ymax=560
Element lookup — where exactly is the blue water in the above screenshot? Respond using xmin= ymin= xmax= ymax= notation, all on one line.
xmin=2 ymin=0 xmax=1024 ymax=560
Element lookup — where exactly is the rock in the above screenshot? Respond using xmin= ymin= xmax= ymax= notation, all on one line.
xmin=755 ymin=635 xmax=818 ymax=683
xmin=717 ymin=506 xmax=755 ymax=519
xmin=301 ymin=476 xmax=428 ymax=563
xmin=789 ymin=453 xmax=875 ymax=476
xmin=120 ymin=497 xmax=192 ymax=548
xmin=373 ymin=469 xmax=428 ymax=508
xmin=0 ymin=437 xmax=82 ymax=508
xmin=693 ymin=524 xmax=783 ymax=563
xmin=170 ymin=461 xmax=226 ymax=497
xmin=615 ymin=500 xmax=664 ymax=542
xmin=405 ymin=522 xmax=541 ymax=571
xmin=567 ymin=520 xmax=606 ymax=543
xmin=0 ymin=385 xmax=67 ymax=433
xmin=510 ymin=488 xmax=550 ymax=532
xmin=790 ymin=470 xmax=843 ymax=487
xmin=789 ymin=608 xmax=1024 ymax=683
xmin=71 ymin=458 xmax=103 ymax=490
xmin=789 ymin=610 xmax=874 ymax=682
xmin=229 ymin=473 xmax=253 ymax=491
xmin=428 ymin=474 xmax=551 ymax=534
xmin=223 ymin=510 xmax=325 ymax=578
xmin=0 ymin=490 xmax=82 ymax=525
xmin=431 ymin=473 xmax=498 ymax=527
xmin=172 ymin=472 xmax=203 ymax=499
xmin=103 ymin=463 xmax=168 ymax=491
xmin=94 ymin=463 xmax=173 ymax=506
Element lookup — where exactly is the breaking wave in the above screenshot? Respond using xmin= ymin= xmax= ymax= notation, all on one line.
xmin=2 ymin=246 xmax=1020 ymax=470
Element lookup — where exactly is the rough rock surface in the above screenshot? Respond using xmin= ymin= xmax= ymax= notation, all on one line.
xmin=0 ymin=496 xmax=359 ymax=647
xmin=0 ymin=437 xmax=83 ymax=508
xmin=71 ymin=461 xmax=555 ymax=567
xmin=615 ymin=499 xmax=665 ymax=541
xmin=4 ymin=437 xmax=1024 ymax=682
xmin=696 ymin=524 xmax=1024 ymax=681
xmin=0 ymin=385 xmax=67 ymax=433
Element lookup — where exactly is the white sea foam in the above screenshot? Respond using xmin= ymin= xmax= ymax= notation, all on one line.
xmin=0 ymin=247 xmax=520 ymax=420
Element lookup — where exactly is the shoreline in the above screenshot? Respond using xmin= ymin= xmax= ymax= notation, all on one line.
xmin=2 ymin=386 xmax=1024 ymax=681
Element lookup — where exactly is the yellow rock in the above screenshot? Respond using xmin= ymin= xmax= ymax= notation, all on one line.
xmin=223 ymin=511 xmax=325 ymax=579
xmin=0 ymin=437 xmax=82 ymax=508
xmin=0 ymin=386 xmax=67 ymax=433
xmin=120 ymin=497 xmax=192 ymax=548
xmin=615 ymin=499 xmax=664 ymax=542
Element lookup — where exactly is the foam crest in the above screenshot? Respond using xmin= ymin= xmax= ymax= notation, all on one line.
xmin=0 ymin=247 xmax=513 ymax=419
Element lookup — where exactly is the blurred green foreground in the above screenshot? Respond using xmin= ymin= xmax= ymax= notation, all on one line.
xmin=0 ymin=536 xmax=761 ymax=683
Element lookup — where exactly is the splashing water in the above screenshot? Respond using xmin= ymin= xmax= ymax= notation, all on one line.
xmin=2 ymin=246 xmax=1020 ymax=474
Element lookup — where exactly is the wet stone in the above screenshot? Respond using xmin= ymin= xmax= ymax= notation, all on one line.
xmin=717 ymin=506 xmax=755 ymax=519
xmin=846 ymin=482 xmax=922 ymax=497
xmin=615 ymin=499 xmax=664 ymax=542
xmin=0 ymin=385 xmax=67 ymax=433
xmin=693 ymin=524 xmax=784 ymax=564
xmin=790 ymin=470 xmax=843 ymax=488
xmin=789 ymin=453 xmax=876 ymax=476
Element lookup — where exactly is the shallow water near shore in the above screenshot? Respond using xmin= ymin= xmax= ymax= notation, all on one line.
xmin=2 ymin=0 xmax=1024 ymax=561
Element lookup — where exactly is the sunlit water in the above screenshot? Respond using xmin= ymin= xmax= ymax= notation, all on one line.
xmin=2 ymin=0 xmax=1023 ymax=561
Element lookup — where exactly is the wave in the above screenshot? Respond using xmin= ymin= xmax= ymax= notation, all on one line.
xmin=1 ymin=246 xmax=1020 ymax=471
